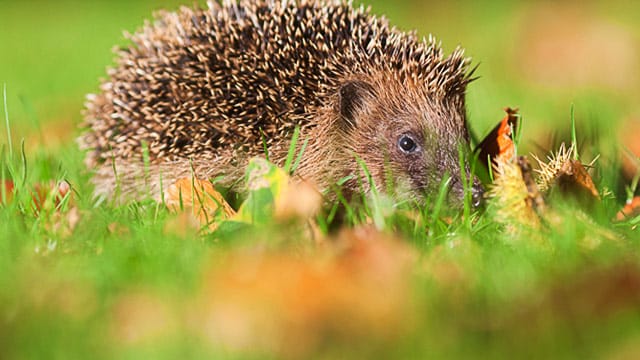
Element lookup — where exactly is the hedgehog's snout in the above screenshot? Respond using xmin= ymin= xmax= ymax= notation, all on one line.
xmin=447 ymin=173 xmax=484 ymax=209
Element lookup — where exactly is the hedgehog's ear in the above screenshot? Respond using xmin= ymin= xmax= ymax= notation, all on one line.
xmin=338 ymin=80 xmax=374 ymax=130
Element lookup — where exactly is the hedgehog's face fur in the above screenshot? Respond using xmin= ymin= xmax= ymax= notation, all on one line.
xmin=332 ymin=76 xmax=483 ymax=206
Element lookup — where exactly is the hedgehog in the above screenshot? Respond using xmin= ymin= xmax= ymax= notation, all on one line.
xmin=79 ymin=0 xmax=484 ymax=206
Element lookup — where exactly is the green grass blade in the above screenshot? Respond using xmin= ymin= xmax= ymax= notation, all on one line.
xmin=3 ymin=84 xmax=12 ymax=160
xmin=284 ymin=126 xmax=301 ymax=173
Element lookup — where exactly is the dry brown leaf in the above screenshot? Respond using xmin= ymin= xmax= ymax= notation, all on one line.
xmin=165 ymin=178 xmax=235 ymax=231
xmin=616 ymin=196 xmax=640 ymax=222
xmin=476 ymin=107 xmax=519 ymax=172
xmin=534 ymin=144 xmax=600 ymax=201
xmin=555 ymin=159 xmax=600 ymax=200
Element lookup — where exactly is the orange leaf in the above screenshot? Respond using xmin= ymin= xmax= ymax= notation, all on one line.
xmin=165 ymin=178 xmax=236 ymax=231
xmin=476 ymin=107 xmax=519 ymax=171
xmin=616 ymin=196 xmax=640 ymax=221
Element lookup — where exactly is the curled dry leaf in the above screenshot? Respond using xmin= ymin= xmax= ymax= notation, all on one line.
xmin=475 ymin=107 xmax=519 ymax=173
xmin=165 ymin=178 xmax=235 ymax=231
xmin=480 ymin=109 xmax=545 ymax=234
xmin=534 ymin=143 xmax=599 ymax=201
xmin=555 ymin=159 xmax=600 ymax=200
xmin=480 ymin=109 xmax=607 ymax=242
xmin=616 ymin=196 xmax=640 ymax=222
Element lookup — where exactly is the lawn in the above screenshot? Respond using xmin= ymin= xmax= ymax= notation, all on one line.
xmin=1 ymin=0 xmax=639 ymax=359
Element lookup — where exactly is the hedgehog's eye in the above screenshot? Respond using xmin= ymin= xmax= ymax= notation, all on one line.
xmin=398 ymin=134 xmax=418 ymax=154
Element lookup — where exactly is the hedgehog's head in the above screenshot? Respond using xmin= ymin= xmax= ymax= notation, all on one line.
xmin=332 ymin=75 xmax=483 ymax=208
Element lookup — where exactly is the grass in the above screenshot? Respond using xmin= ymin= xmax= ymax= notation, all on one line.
xmin=1 ymin=0 xmax=640 ymax=359
xmin=0 ymin=110 xmax=638 ymax=359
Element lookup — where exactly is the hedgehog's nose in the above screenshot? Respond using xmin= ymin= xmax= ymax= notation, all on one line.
xmin=471 ymin=182 xmax=485 ymax=208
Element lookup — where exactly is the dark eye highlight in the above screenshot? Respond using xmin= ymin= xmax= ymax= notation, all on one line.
xmin=398 ymin=134 xmax=418 ymax=153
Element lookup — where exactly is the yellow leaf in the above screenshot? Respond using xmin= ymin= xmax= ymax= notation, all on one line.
xmin=165 ymin=178 xmax=235 ymax=231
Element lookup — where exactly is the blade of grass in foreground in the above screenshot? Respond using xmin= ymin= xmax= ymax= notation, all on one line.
xmin=3 ymin=84 xmax=12 ymax=160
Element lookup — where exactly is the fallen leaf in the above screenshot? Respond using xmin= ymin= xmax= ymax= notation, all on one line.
xmin=476 ymin=107 xmax=519 ymax=173
xmin=165 ymin=178 xmax=236 ymax=231
xmin=534 ymin=143 xmax=600 ymax=201
xmin=616 ymin=196 xmax=640 ymax=221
